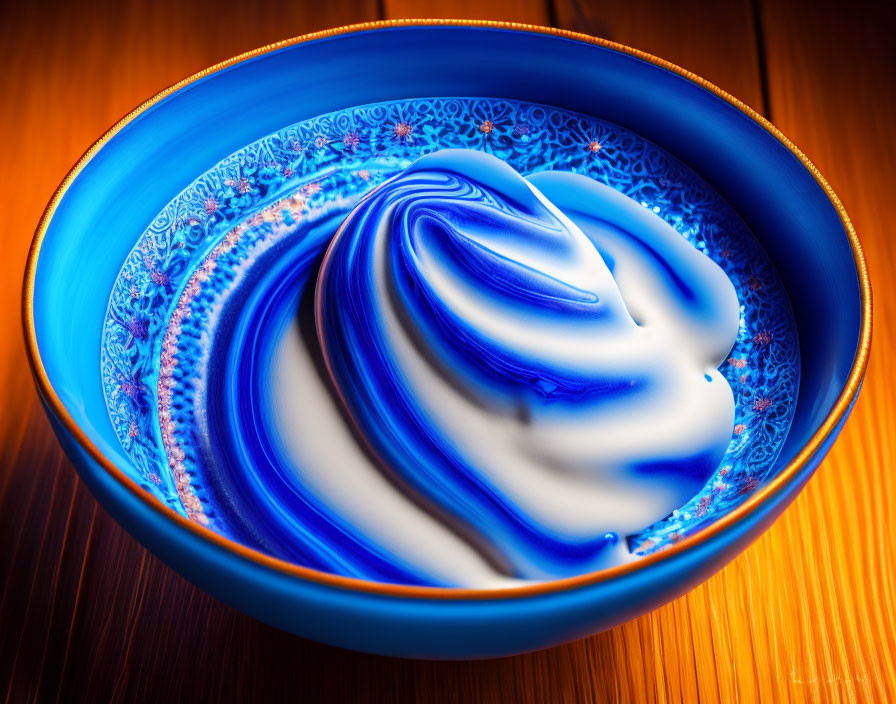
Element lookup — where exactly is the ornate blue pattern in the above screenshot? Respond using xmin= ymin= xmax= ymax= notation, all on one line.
xmin=101 ymin=97 xmax=799 ymax=579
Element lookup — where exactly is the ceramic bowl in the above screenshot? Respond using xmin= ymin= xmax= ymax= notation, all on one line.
xmin=23 ymin=21 xmax=870 ymax=659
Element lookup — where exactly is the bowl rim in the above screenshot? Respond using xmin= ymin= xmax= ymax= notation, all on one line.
xmin=22 ymin=19 xmax=872 ymax=600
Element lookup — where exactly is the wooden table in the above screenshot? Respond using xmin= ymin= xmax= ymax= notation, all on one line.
xmin=2 ymin=1 xmax=894 ymax=701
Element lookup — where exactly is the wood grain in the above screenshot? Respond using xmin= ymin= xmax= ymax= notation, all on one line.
xmin=383 ymin=0 xmax=550 ymax=24
xmin=1 ymin=1 xmax=894 ymax=701
xmin=552 ymin=0 xmax=766 ymax=113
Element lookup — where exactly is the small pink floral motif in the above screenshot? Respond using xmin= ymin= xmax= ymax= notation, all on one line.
xmin=588 ymin=140 xmax=602 ymax=153
xmin=115 ymin=314 xmax=148 ymax=343
xmin=733 ymin=423 xmax=747 ymax=435
xmin=393 ymin=122 xmax=413 ymax=141
xmin=358 ymin=170 xmax=370 ymax=181
xmin=753 ymin=397 xmax=772 ymax=413
xmin=150 ymin=270 xmax=169 ymax=287
xmin=119 ymin=374 xmax=144 ymax=401
xmin=479 ymin=120 xmax=494 ymax=134
xmin=204 ymin=196 xmax=219 ymax=214
xmin=315 ymin=136 xmax=329 ymax=149
xmin=753 ymin=330 xmax=773 ymax=346
xmin=727 ymin=357 xmax=747 ymax=369
xmin=237 ymin=177 xmax=251 ymax=194
xmin=695 ymin=495 xmax=712 ymax=518
xmin=127 ymin=421 xmax=140 ymax=438
xmin=342 ymin=132 xmax=360 ymax=150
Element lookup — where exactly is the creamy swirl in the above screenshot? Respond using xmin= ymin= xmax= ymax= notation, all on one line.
xmin=314 ymin=150 xmax=739 ymax=579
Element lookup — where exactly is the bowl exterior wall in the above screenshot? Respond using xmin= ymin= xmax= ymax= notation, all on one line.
xmin=40 ymin=390 xmax=858 ymax=658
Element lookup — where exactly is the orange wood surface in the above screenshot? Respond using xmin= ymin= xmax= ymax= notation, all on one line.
xmin=1 ymin=1 xmax=894 ymax=701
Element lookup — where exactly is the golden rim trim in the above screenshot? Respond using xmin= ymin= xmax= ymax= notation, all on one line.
xmin=22 ymin=19 xmax=872 ymax=600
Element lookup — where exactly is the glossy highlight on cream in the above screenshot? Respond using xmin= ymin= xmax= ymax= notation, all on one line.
xmin=270 ymin=149 xmax=740 ymax=585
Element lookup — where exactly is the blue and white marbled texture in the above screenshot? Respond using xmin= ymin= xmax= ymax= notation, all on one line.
xmin=311 ymin=150 xmax=740 ymax=580
xmin=102 ymin=97 xmax=800 ymax=588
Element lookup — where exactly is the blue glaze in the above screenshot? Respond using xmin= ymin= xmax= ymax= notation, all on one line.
xmin=28 ymin=26 xmax=865 ymax=657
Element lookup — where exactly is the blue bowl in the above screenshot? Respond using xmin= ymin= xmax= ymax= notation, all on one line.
xmin=23 ymin=21 xmax=870 ymax=659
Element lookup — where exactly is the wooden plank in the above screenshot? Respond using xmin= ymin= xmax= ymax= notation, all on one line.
xmin=552 ymin=0 xmax=766 ymax=115
xmin=544 ymin=4 xmax=775 ymax=702
xmin=544 ymin=1 xmax=896 ymax=701
xmin=0 ymin=3 xmax=387 ymax=702
xmin=383 ymin=0 xmax=549 ymax=24
xmin=749 ymin=1 xmax=896 ymax=701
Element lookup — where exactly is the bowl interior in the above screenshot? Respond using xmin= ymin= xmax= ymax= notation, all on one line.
xmin=31 ymin=25 xmax=862 ymax=577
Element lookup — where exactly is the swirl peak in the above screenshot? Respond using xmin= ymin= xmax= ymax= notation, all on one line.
xmin=315 ymin=149 xmax=740 ymax=579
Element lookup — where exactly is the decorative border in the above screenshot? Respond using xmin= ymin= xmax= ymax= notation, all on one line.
xmin=23 ymin=21 xmax=871 ymax=599
xmin=156 ymin=193 xmax=308 ymax=526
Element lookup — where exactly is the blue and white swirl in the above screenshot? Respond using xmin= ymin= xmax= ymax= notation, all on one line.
xmin=314 ymin=150 xmax=740 ymax=580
